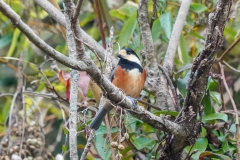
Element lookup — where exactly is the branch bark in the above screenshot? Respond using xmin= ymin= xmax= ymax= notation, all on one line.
xmin=0 ymin=0 xmax=184 ymax=138
xmin=163 ymin=0 xmax=192 ymax=73
xmin=63 ymin=1 xmax=80 ymax=159
xmin=162 ymin=0 xmax=232 ymax=159
xmin=33 ymin=0 xmax=112 ymax=63
xmin=138 ymin=0 xmax=175 ymax=110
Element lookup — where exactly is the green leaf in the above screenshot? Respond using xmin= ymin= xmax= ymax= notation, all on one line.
xmin=222 ymin=141 xmax=228 ymax=153
xmin=190 ymin=31 xmax=205 ymax=40
xmin=0 ymin=34 xmax=12 ymax=49
xmin=6 ymin=28 xmax=21 ymax=57
xmin=133 ymin=136 xmax=153 ymax=150
xmin=205 ymin=77 xmax=212 ymax=91
xmin=190 ymin=3 xmax=208 ymax=13
xmin=229 ymin=124 xmax=240 ymax=133
xmin=121 ymin=153 xmax=135 ymax=160
xmin=202 ymin=90 xmax=215 ymax=115
xmin=109 ymin=1 xmax=138 ymax=20
xmin=176 ymin=63 xmax=192 ymax=75
xmin=80 ymin=13 xmax=95 ymax=27
xmin=63 ymin=127 xmax=68 ymax=135
xmin=200 ymin=126 xmax=207 ymax=137
xmin=185 ymin=138 xmax=208 ymax=160
xmin=218 ymin=133 xmax=229 ymax=142
xmin=208 ymin=78 xmax=217 ymax=91
xmin=109 ymin=10 xmax=126 ymax=21
xmin=177 ymin=71 xmax=191 ymax=97
xmin=209 ymin=143 xmax=220 ymax=152
xmin=117 ymin=1 xmax=138 ymax=17
xmin=202 ymin=113 xmax=228 ymax=122
xmin=87 ymin=26 xmax=100 ymax=40
xmin=62 ymin=145 xmax=68 ymax=151
xmin=95 ymin=126 xmax=119 ymax=136
xmin=160 ymin=12 xmax=172 ymax=40
xmin=199 ymin=151 xmax=232 ymax=160
xmin=179 ymin=34 xmax=189 ymax=63
xmin=118 ymin=13 xmax=137 ymax=47
xmin=154 ymin=110 xmax=178 ymax=116
xmin=224 ymin=27 xmax=237 ymax=42
xmin=151 ymin=18 xmax=162 ymax=42
xmin=0 ymin=96 xmax=11 ymax=123
xmin=210 ymin=91 xmax=221 ymax=105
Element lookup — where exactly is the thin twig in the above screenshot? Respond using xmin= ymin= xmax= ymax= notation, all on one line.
xmin=137 ymin=99 xmax=162 ymax=110
xmin=94 ymin=0 xmax=106 ymax=49
xmin=217 ymin=36 xmax=240 ymax=62
xmin=80 ymin=130 xmax=95 ymax=160
xmin=223 ymin=60 xmax=240 ymax=73
xmin=20 ymin=86 xmax=26 ymax=154
xmin=73 ymin=0 xmax=83 ymax=22
xmin=217 ymin=63 xmax=225 ymax=111
xmin=0 ymin=93 xmax=13 ymax=98
xmin=221 ymin=110 xmax=240 ymax=116
xmin=158 ymin=65 xmax=180 ymax=111
xmin=219 ymin=62 xmax=240 ymax=159
xmin=7 ymin=91 xmax=19 ymax=127
xmin=150 ymin=0 xmax=157 ymax=28
xmin=105 ymin=115 xmax=116 ymax=160
xmin=103 ymin=26 xmax=116 ymax=160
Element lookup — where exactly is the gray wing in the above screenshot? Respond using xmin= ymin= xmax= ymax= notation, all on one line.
xmin=110 ymin=66 xmax=118 ymax=82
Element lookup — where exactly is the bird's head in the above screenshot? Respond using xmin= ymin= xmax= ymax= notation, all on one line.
xmin=117 ymin=48 xmax=141 ymax=66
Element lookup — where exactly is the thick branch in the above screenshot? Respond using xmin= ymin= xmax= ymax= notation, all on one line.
xmin=163 ymin=0 xmax=192 ymax=73
xmin=138 ymin=0 xmax=175 ymax=110
xmin=165 ymin=0 xmax=232 ymax=159
xmin=0 ymin=0 xmax=184 ymax=137
xmin=183 ymin=0 xmax=232 ymax=114
xmin=33 ymin=0 xmax=111 ymax=63
xmin=64 ymin=1 xmax=80 ymax=159
xmin=137 ymin=0 xmax=158 ymax=92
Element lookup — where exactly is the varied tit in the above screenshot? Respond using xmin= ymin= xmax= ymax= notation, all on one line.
xmin=90 ymin=48 xmax=147 ymax=130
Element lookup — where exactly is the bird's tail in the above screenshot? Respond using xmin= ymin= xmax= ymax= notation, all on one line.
xmin=89 ymin=104 xmax=112 ymax=130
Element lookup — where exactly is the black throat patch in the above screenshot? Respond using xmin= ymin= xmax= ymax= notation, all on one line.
xmin=118 ymin=59 xmax=143 ymax=73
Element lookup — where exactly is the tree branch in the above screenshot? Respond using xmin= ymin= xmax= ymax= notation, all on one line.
xmin=33 ymin=0 xmax=112 ymax=63
xmin=63 ymin=0 xmax=80 ymax=159
xmin=219 ymin=63 xmax=240 ymax=159
xmin=164 ymin=0 xmax=232 ymax=158
xmin=163 ymin=0 xmax=192 ymax=73
xmin=0 ymin=0 xmax=185 ymax=138
xmin=138 ymin=0 xmax=175 ymax=110
xmin=73 ymin=0 xmax=83 ymax=22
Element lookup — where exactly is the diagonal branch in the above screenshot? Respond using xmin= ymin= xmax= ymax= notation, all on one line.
xmin=33 ymin=0 xmax=111 ymax=63
xmin=0 ymin=0 xmax=185 ymax=137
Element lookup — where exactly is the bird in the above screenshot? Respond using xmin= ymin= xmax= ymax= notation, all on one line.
xmin=90 ymin=48 xmax=147 ymax=130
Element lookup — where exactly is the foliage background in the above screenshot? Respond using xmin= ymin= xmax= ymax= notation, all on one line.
xmin=0 ymin=0 xmax=240 ymax=159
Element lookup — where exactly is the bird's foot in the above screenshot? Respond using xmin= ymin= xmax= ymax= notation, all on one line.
xmin=127 ymin=96 xmax=138 ymax=110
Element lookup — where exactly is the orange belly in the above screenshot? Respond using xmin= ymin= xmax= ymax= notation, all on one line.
xmin=112 ymin=66 xmax=146 ymax=98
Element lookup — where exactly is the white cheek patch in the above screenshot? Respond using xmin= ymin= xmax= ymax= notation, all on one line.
xmin=127 ymin=55 xmax=141 ymax=66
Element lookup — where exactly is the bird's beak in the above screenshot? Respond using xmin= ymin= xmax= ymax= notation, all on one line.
xmin=117 ymin=49 xmax=126 ymax=59
xmin=117 ymin=53 xmax=122 ymax=58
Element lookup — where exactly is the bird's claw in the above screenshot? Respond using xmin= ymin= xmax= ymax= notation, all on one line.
xmin=127 ymin=96 xmax=138 ymax=110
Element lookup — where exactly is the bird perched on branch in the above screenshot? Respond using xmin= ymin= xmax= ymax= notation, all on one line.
xmin=90 ymin=48 xmax=146 ymax=130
